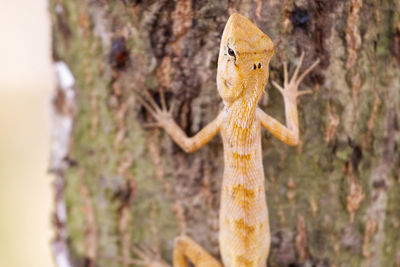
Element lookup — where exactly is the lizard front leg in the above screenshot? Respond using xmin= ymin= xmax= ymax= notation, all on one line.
xmin=173 ymin=235 xmax=222 ymax=267
xmin=134 ymin=89 xmax=224 ymax=267
xmin=258 ymin=52 xmax=319 ymax=145
xmin=134 ymin=88 xmax=224 ymax=153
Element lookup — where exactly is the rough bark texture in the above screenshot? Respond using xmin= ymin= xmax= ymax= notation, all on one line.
xmin=50 ymin=1 xmax=400 ymax=266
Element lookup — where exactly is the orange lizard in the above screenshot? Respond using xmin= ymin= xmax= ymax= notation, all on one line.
xmin=135 ymin=13 xmax=319 ymax=267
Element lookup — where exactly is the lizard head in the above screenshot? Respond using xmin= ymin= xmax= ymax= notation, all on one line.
xmin=217 ymin=13 xmax=274 ymax=106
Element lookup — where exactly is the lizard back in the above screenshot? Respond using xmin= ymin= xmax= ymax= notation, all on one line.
xmin=218 ymin=94 xmax=270 ymax=267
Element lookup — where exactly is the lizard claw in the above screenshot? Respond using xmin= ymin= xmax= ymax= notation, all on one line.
xmin=131 ymin=245 xmax=170 ymax=267
xmin=133 ymin=86 xmax=175 ymax=128
xmin=142 ymin=122 xmax=161 ymax=129
xmin=272 ymin=52 xmax=320 ymax=100
xmin=271 ymin=80 xmax=284 ymax=94
xmin=297 ymin=89 xmax=313 ymax=97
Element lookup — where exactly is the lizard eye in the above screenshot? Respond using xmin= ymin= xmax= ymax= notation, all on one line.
xmin=228 ymin=47 xmax=235 ymax=57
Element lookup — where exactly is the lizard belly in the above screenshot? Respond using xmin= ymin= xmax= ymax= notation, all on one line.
xmin=219 ymin=146 xmax=270 ymax=267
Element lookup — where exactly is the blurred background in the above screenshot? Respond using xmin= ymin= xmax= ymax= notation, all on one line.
xmin=0 ymin=1 xmax=54 ymax=267
xmin=1 ymin=0 xmax=400 ymax=267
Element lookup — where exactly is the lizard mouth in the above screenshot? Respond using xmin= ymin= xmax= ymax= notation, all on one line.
xmin=224 ymin=79 xmax=232 ymax=88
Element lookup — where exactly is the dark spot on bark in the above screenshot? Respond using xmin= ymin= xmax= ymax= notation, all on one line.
xmin=83 ymin=257 xmax=94 ymax=267
xmin=113 ymin=179 xmax=135 ymax=203
xmin=373 ymin=179 xmax=386 ymax=189
xmin=113 ymin=179 xmax=137 ymax=213
xmin=122 ymin=0 xmax=143 ymax=6
xmin=109 ymin=37 xmax=129 ymax=70
xmin=331 ymin=139 xmax=338 ymax=154
xmin=347 ymin=138 xmax=362 ymax=172
xmin=64 ymin=156 xmax=78 ymax=167
xmin=393 ymin=26 xmax=400 ymax=65
xmin=350 ymin=145 xmax=362 ymax=172
xmin=290 ymin=8 xmax=310 ymax=30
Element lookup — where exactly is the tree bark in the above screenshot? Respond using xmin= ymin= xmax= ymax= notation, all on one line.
xmin=50 ymin=0 xmax=400 ymax=266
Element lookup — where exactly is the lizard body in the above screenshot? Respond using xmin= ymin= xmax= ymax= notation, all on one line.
xmin=136 ymin=13 xmax=319 ymax=267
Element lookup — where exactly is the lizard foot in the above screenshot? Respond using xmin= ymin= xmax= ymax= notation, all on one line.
xmin=133 ymin=86 xmax=175 ymax=129
xmin=271 ymin=52 xmax=320 ymax=101
xmin=129 ymin=245 xmax=170 ymax=267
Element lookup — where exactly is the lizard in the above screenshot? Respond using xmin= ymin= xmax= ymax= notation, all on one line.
xmin=134 ymin=13 xmax=319 ymax=267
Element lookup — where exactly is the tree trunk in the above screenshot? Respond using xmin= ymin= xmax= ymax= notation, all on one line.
xmin=50 ymin=1 xmax=400 ymax=266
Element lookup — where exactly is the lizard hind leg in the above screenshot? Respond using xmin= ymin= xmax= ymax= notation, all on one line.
xmin=173 ymin=235 xmax=222 ymax=267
